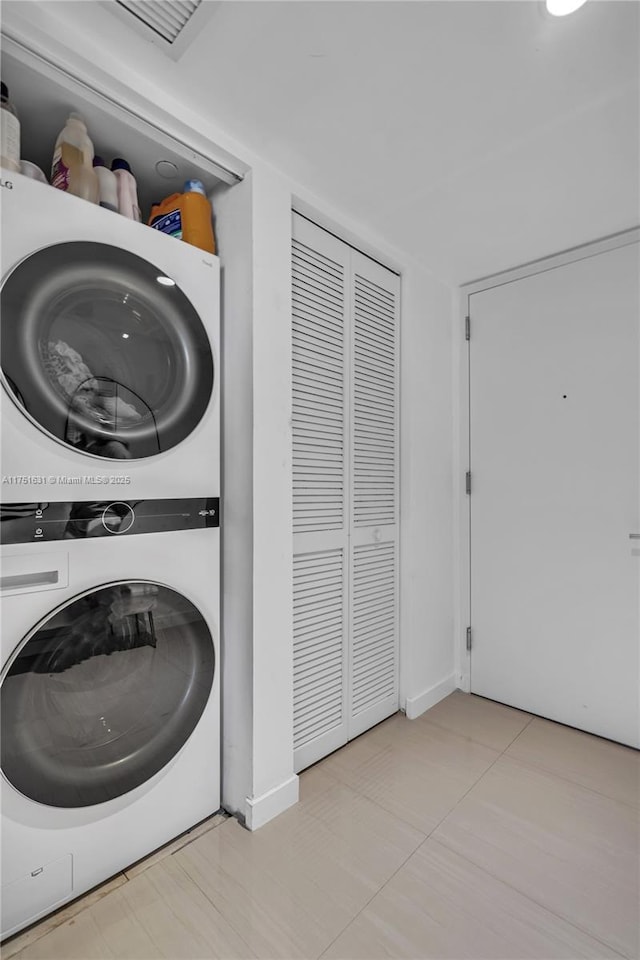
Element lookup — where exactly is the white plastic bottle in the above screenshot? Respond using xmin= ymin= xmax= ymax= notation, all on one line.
xmin=1 ymin=81 xmax=20 ymax=172
xmin=92 ymin=156 xmax=118 ymax=212
xmin=51 ymin=113 xmax=99 ymax=203
xmin=111 ymin=158 xmax=141 ymax=221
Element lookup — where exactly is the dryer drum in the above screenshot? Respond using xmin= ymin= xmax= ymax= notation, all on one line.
xmin=0 ymin=242 xmax=214 ymax=460
xmin=0 ymin=581 xmax=215 ymax=808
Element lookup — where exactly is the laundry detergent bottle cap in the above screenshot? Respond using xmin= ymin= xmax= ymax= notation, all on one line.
xmin=93 ymin=155 xmax=106 ymax=167
xmin=111 ymin=158 xmax=132 ymax=172
xmin=184 ymin=179 xmax=206 ymax=195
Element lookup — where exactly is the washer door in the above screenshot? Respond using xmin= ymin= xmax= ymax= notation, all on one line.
xmin=1 ymin=242 xmax=214 ymax=460
xmin=0 ymin=582 xmax=215 ymax=807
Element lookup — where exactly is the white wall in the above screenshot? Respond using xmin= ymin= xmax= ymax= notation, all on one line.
xmin=400 ymin=267 xmax=457 ymax=717
xmin=1 ymin=0 xmax=456 ymax=826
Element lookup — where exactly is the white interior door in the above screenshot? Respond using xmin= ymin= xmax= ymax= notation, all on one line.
xmin=292 ymin=216 xmax=350 ymax=771
xmin=348 ymin=252 xmax=400 ymax=739
xmin=469 ymin=239 xmax=639 ymax=747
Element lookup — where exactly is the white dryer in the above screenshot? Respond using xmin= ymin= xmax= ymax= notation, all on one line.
xmin=0 ymin=499 xmax=220 ymax=939
xmin=1 ymin=173 xmax=219 ymax=502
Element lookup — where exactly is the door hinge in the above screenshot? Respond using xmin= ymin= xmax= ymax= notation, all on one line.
xmin=465 ymin=315 xmax=470 ymax=341
xmin=466 ymin=626 xmax=472 ymax=651
xmin=465 ymin=471 xmax=471 ymax=495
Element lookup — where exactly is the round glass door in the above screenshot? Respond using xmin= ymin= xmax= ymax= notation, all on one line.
xmin=1 ymin=242 xmax=214 ymax=460
xmin=0 ymin=582 xmax=215 ymax=807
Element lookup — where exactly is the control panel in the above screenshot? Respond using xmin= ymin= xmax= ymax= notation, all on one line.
xmin=0 ymin=498 xmax=219 ymax=544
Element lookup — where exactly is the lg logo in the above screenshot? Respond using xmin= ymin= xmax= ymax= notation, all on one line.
xmin=1 ymin=179 xmax=14 ymax=190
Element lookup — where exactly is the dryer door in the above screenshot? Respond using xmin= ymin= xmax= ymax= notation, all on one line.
xmin=0 ymin=242 xmax=214 ymax=460
xmin=0 ymin=581 xmax=215 ymax=807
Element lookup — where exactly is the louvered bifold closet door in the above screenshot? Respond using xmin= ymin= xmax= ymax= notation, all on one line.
xmin=292 ymin=213 xmax=350 ymax=772
xmin=348 ymin=251 xmax=400 ymax=739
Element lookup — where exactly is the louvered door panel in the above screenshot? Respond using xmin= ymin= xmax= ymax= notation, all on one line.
xmin=351 ymin=542 xmax=397 ymax=719
xmin=353 ymin=273 xmax=397 ymax=526
xmin=349 ymin=251 xmax=399 ymax=739
xmin=292 ymin=214 xmax=350 ymax=772
xmin=293 ymin=548 xmax=348 ymax=769
xmin=292 ymin=231 xmax=348 ymax=534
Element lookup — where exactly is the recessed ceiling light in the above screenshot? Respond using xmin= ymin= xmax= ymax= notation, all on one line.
xmin=122 ymin=333 xmax=130 ymax=339
xmin=545 ymin=0 xmax=587 ymax=16
xmin=156 ymin=276 xmax=176 ymax=286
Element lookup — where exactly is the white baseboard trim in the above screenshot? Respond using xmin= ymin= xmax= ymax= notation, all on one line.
xmin=245 ymin=774 xmax=299 ymax=831
xmin=405 ymin=673 xmax=457 ymax=720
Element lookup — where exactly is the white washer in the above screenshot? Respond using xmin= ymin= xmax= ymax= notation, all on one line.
xmin=1 ymin=173 xmax=219 ymax=502
xmin=0 ymin=512 xmax=220 ymax=940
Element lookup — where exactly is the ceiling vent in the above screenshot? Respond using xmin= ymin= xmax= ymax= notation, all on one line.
xmin=105 ymin=0 xmax=218 ymax=59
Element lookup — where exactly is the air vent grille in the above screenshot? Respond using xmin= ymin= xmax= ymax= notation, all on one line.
xmin=116 ymin=0 xmax=201 ymax=43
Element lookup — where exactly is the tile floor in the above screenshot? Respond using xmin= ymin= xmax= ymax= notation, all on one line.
xmin=4 ymin=692 xmax=639 ymax=960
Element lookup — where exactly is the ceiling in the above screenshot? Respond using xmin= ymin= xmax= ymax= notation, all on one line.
xmin=5 ymin=1 xmax=640 ymax=284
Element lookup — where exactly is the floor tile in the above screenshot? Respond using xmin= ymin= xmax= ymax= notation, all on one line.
xmin=12 ymin=855 xmax=254 ymax=960
xmin=417 ymin=690 xmax=533 ymax=751
xmin=297 ymin=763 xmax=341 ymax=802
xmin=123 ymin=812 xmax=228 ymax=879
xmin=298 ymin=778 xmax=425 ymax=888
xmin=315 ymin=722 xmax=389 ymax=781
xmin=176 ymin=801 xmax=417 ymax=959
xmin=506 ymin=717 xmax=640 ymax=807
xmin=434 ymin=755 xmax=640 ymax=958
xmin=5 ymin=696 xmax=637 ymax=960
xmin=321 ymin=713 xmax=500 ymax=834
xmin=322 ymin=838 xmax=623 ymax=959
xmin=1 ymin=874 xmax=129 ymax=960
xmin=12 ymin=912 xmax=114 ymax=960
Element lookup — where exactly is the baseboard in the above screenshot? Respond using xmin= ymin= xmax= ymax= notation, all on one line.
xmin=405 ymin=673 xmax=457 ymax=720
xmin=245 ymin=774 xmax=299 ymax=831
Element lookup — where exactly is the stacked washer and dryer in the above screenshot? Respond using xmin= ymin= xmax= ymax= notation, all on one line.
xmin=0 ymin=174 xmax=221 ymax=939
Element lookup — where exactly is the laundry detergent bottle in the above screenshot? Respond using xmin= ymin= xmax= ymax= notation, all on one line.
xmin=111 ymin=158 xmax=141 ymax=221
xmin=148 ymin=179 xmax=216 ymax=254
xmin=1 ymin=81 xmax=20 ymax=173
xmin=51 ymin=113 xmax=99 ymax=203
xmin=93 ymin=156 xmax=118 ymax=212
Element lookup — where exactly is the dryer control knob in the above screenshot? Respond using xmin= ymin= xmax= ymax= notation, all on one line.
xmin=101 ymin=502 xmax=135 ymax=535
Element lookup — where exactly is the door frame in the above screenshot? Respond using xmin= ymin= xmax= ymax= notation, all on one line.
xmin=454 ymin=227 xmax=640 ymax=694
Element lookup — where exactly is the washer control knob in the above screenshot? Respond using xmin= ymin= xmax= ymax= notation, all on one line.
xmin=101 ymin=502 xmax=135 ymax=535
